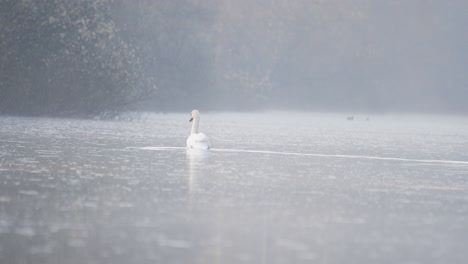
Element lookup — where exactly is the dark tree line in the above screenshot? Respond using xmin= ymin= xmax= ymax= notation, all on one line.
xmin=1 ymin=0 xmax=467 ymax=116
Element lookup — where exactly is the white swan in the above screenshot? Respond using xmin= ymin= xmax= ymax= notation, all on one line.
xmin=186 ymin=110 xmax=211 ymax=149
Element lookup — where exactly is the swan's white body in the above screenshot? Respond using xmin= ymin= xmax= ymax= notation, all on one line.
xmin=187 ymin=110 xmax=211 ymax=149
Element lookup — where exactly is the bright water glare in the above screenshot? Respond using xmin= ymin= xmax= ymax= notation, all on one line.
xmin=1 ymin=112 xmax=468 ymax=264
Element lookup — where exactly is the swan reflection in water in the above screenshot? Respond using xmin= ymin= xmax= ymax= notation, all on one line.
xmin=186 ymin=148 xmax=209 ymax=194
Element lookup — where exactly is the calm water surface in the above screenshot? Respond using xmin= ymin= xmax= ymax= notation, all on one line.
xmin=1 ymin=112 xmax=468 ymax=264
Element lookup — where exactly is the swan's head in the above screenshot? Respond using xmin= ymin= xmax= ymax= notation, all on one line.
xmin=189 ymin=109 xmax=200 ymax=122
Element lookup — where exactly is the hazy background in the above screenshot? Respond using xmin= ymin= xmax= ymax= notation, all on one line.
xmin=1 ymin=0 xmax=467 ymax=117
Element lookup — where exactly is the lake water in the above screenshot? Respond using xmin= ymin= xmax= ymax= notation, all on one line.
xmin=1 ymin=112 xmax=468 ymax=264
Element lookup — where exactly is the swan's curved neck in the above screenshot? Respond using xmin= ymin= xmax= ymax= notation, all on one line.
xmin=191 ymin=115 xmax=199 ymax=134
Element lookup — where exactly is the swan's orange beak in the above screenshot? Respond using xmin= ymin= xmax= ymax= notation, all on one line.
xmin=189 ymin=117 xmax=193 ymax=122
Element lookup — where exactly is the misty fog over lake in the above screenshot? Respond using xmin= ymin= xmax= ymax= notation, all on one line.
xmin=1 ymin=1 xmax=468 ymax=264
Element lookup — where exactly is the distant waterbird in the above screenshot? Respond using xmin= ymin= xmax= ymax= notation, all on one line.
xmin=186 ymin=109 xmax=211 ymax=149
